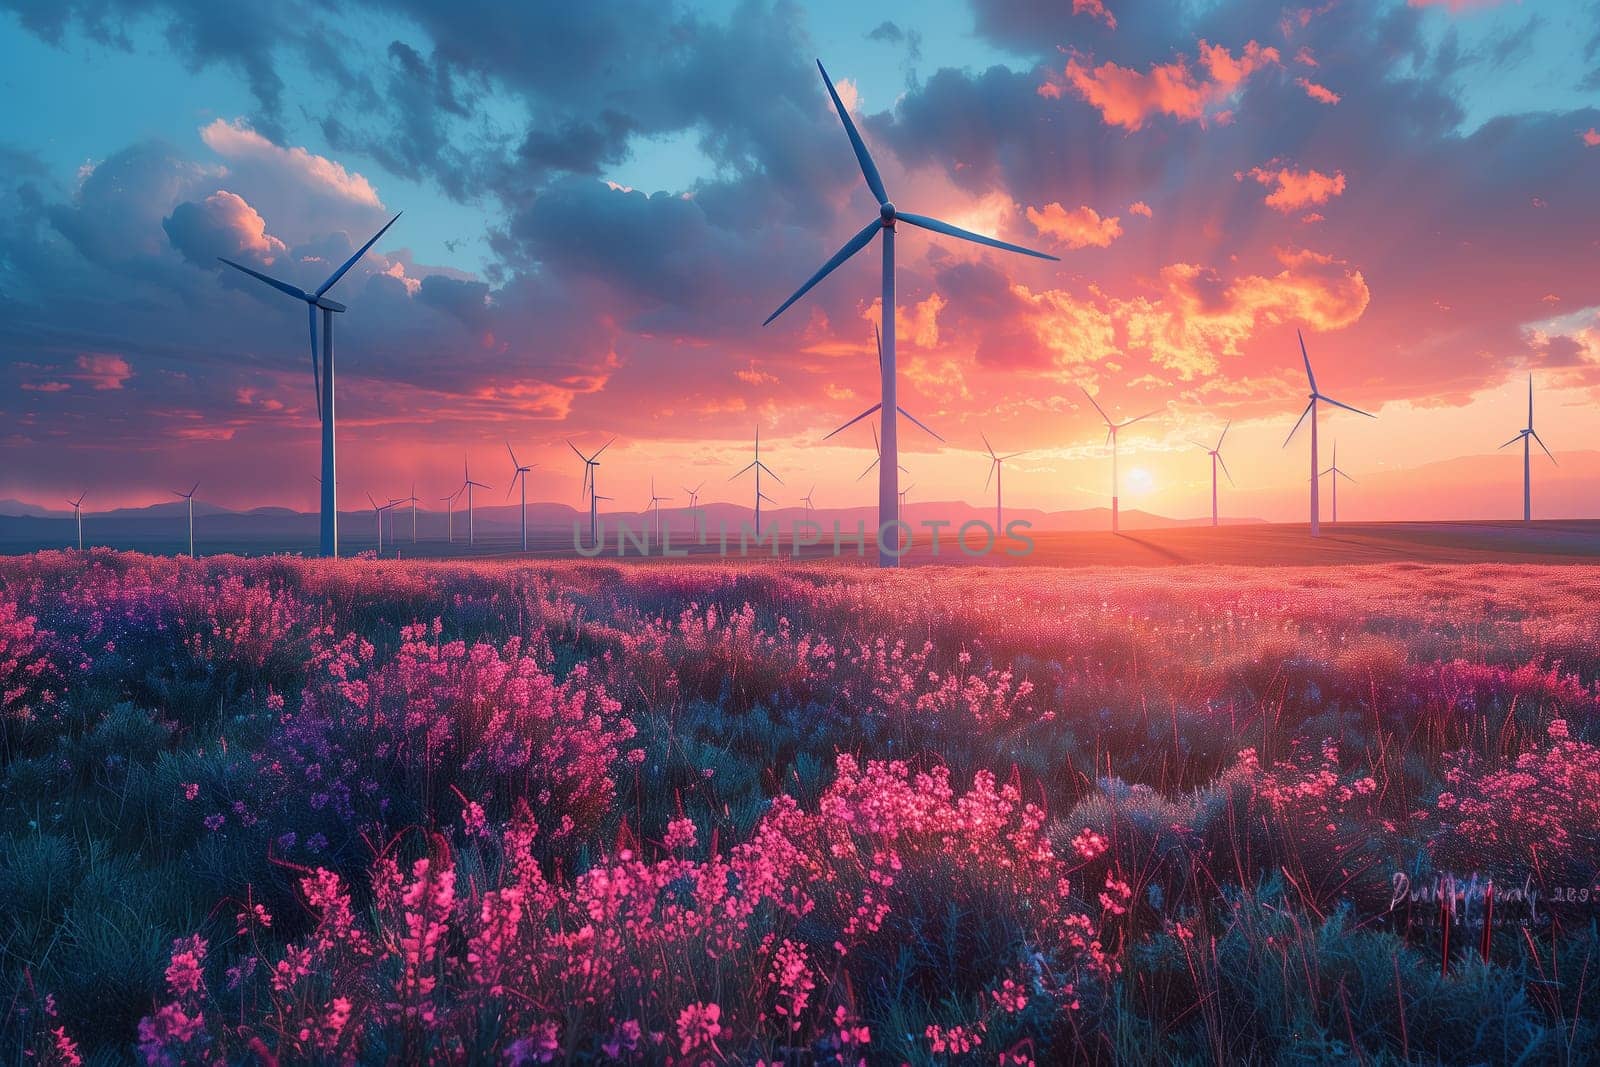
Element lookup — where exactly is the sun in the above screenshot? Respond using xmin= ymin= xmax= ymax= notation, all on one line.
xmin=1124 ymin=466 xmax=1156 ymax=495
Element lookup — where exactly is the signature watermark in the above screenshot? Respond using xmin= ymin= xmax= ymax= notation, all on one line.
xmin=572 ymin=511 xmax=1036 ymax=559
xmin=1389 ymin=870 xmax=1600 ymax=930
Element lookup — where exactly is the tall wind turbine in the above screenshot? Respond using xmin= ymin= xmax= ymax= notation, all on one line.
xmin=218 ymin=213 xmax=401 ymax=559
xmin=461 ymin=455 xmax=491 ymax=546
xmin=506 ymin=443 xmax=537 ymax=552
xmin=1499 ymin=374 xmax=1555 ymax=523
xmin=1284 ymin=330 xmax=1374 ymax=537
xmin=440 ymin=485 xmax=463 ymax=543
xmin=1189 ymin=422 xmax=1233 ymax=528
xmin=395 ymin=484 xmax=421 ymax=544
xmin=1081 ymin=387 xmax=1159 ymax=532
xmin=981 ymin=433 xmax=1023 ymax=533
xmin=645 ymin=478 xmax=673 ymax=551
xmin=764 ymin=61 xmax=1057 ymax=566
xmin=67 ymin=491 xmax=86 ymax=550
xmin=732 ymin=426 xmax=782 ymax=535
xmin=569 ymin=437 xmax=614 ymax=548
xmin=172 ymin=483 xmax=199 ymax=557
xmin=1318 ymin=441 xmax=1356 ymax=524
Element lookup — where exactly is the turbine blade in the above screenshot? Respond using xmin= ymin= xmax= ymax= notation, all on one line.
xmin=1002 ymin=451 xmax=1024 ymax=461
xmin=1317 ymin=394 xmax=1375 ymax=419
xmin=758 ymin=463 xmax=785 ymax=485
xmin=732 ymin=460 xmax=758 ymax=480
xmin=896 ymin=212 xmax=1059 ymax=261
xmin=1080 ymin=386 xmax=1111 ymax=426
xmin=824 ymin=402 xmax=883 ymax=440
xmin=874 ymin=321 xmax=882 ymax=369
xmin=1217 ymin=419 xmax=1231 ymax=450
xmin=1284 ymin=400 xmax=1314 ymax=447
xmin=857 ymin=456 xmax=879 ymax=481
xmin=985 ymin=458 xmax=996 ymax=492
xmin=1217 ymin=453 xmax=1235 ymax=486
xmin=1340 ymin=470 xmax=1357 ymax=483
xmin=1189 ymin=440 xmax=1211 ymax=451
xmin=507 ymin=441 xmax=520 ymax=468
xmin=896 ymin=405 xmax=943 ymax=441
xmin=307 ymin=303 xmax=322 ymax=421
xmin=594 ymin=436 xmax=617 ymax=459
xmin=1298 ymin=329 xmax=1317 ymax=393
xmin=316 ymin=212 xmax=402 ymax=297
xmin=981 ymin=431 xmax=996 ymax=459
xmin=816 ymin=60 xmax=888 ymax=206
xmin=567 ymin=439 xmax=587 ymax=461
xmin=1532 ymin=431 xmax=1557 ymax=465
xmin=763 ymin=217 xmax=881 ymax=326
xmin=1499 ymin=432 xmax=1525 ymax=450
xmin=1120 ymin=409 xmax=1160 ymax=428
xmin=218 ymin=258 xmax=310 ymax=302
xmin=871 ymin=421 xmax=880 ymax=454
xmin=1528 ymin=373 xmax=1534 ymax=428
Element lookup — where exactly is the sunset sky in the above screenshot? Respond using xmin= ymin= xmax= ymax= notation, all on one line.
xmin=3 ymin=0 xmax=1598 ymax=521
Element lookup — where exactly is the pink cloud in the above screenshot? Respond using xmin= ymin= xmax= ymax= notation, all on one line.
xmin=75 ymin=354 xmax=132 ymax=390
xmin=1052 ymin=40 xmax=1280 ymax=131
xmin=1240 ymin=164 xmax=1348 ymax=212
xmin=1128 ymin=200 xmax=1153 ymax=218
xmin=1072 ymin=0 xmax=1117 ymax=30
xmin=1407 ymin=0 xmax=1507 ymax=10
xmin=1294 ymin=46 xmax=1319 ymax=67
xmin=200 ymin=119 xmax=383 ymax=208
xmin=1297 ymin=77 xmax=1341 ymax=105
xmin=1025 ymin=202 xmax=1124 ymax=249
xmin=1582 ymin=128 xmax=1600 ymax=147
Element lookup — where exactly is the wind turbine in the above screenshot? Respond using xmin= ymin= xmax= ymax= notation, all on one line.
xmin=764 ymin=61 xmax=1057 ymax=566
xmin=1189 ymin=422 xmax=1233 ymax=528
xmin=683 ymin=482 xmax=704 ymax=511
xmin=172 ymin=483 xmax=199 ymax=557
xmin=855 ymin=422 xmax=911 ymax=482
xmin=395 ymin=483 xmax=421 ymax=543
xmin=1499 ymin=374 xmax=1555 ymax=524
xmin=366 ymin=492 xmax=400 ymax=555
xmin=67 ymin=491 xmax=86 ymax=550
xmin=802 ymin=485 xmax=816 ymax=518
xmin=898 ymin=483 xmax=914 ymax=509
xmin=461 ymin=455 xmax=491 ymax=546
xmin=506 ymin=443 xmax=537 ymax=552
xmin=1318 ymin=441 xmax=1357 ymax=524
xmin=569 ymin=437 xmax=614 ymax=548
xmin=645 ymin=477 xmax=673 ymax=551
xmin=440 ymin=484 xmax=463 ymax=543
xmin=732 ymin=426 xmax=782 ymax=536
xmin=1284 ymin=330 xmax=1374 ymax=537
xmin=1081 ymin=387 xmax=1159 ymax=533
xmin=218 ymin=212 xmax=401 ymax=558
xmin=981 ymin=433 xmax=1023 ymax=533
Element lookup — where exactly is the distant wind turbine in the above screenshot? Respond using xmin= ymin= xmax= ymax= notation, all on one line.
xmin=1284 ymin=330 xmax=1375 ymax=537
xmin=218 ymin=212 xmax=401 ymax=558
xmin=366 ymin=492 xmax=400 ymax=555
xmin=395 ymin=484 xmax=421 ymax=543
xmin=732 ymin=426 xmax=782 ymax=535
xmin=461 ymin=455 xmax=491 ymax=546
xmin=172 ymin=483 xmax=199 ymax=557
xmin=1081 ymin=387 xmax=1159 ymax=533
xmin=645 ymin=477 xmax=673 ymax=551
xmin=1318 ymin=441 xmax=1357 ymax=524
xmin=764 ymin=61 xmax=1057 ymax=566
xmin=1499 ymin=374 xmax=1556 ymax=524
xmin=898 ymin=483 xmax=914 ymax=509
xmin=1189 ymin=422 xmax=1233 ymax=528
xmin=981 ymin=433 xmax=1023 ymax=533
xmin=802 ymin=485 xmax=816 ymax=518
xmin=67 ymin=491 xmax=86 ymax=550
xmin=440 ymin=485 xmax=463 ymax=543
xmin=506 ymin=443 xmax=537 ymax=552
xmin=855 ymin=422 xmax=911 ymax=482
xmin=569 ymin=437 xmax=614 ymax=548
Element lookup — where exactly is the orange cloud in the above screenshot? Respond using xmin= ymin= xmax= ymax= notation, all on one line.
xmin=1051 ymin=40 xmax=1280 ymax=131
xmin=1296 ymin=77 xmax=1340 ymax=105
xmin=1025 ymin=202 xmax=1124 ymax=249
xmin=1294 ymin=46 xmax=1318 ymax=67
xmin=1129 ymin=200 xmax=1153 ymax=218
xmin=1240 ymin=165 xmax=1347 ymax=212
xmin=1582 ymin=128 xmax=1600 ymax=147
xmin=865 ymin=292 xmax=946 ymax=349
xmin=1072 ymin=0 xmax=1117 ymax=29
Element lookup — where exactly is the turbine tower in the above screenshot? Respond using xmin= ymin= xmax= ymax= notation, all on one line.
xmin=395 ymin=484 xmax=421 ymax=544
xmin=732 ymin=426 xmax=782 ymax=536
xmin=1189 ymin=422 xmax=1233 ymax=527
xmin=1499 ymin=374 xmax=1556 ymax=523
xmin=856 ymin=422 xmax=910 ymax=482
xmin=982 ymin=433 xmax=1023 ymax=534
xmin=67 ymin=491 xmax=86 ymax=550
xmin=366 ymin=492 xmax=400 ymax=555
xmin=461 ymin=455 xmax=491 ymax=546
xmin=764 ymin=61 xmax=1057 ymax=566
xmin=172 ymin=483 xmax=199 ymax=557
xmin=1284 ymin=330 xmax=1374 ymax=537
xmin=218 ymin=213 xmax=401 ymax=558
xmin=440 ymin=485 xmax=463 ymax=543
xmin=1318 ymin=441 xmax=1356 ymax=524
xmin=1081 ymin=387 xmax=1159 ymax=533
xmin=569 ymin=437 xmax=614 ymax=548
xmin=645 ymin=477 xmax=673 ymax=551
xmin=506 ymin=443 xmax=537 ymax=552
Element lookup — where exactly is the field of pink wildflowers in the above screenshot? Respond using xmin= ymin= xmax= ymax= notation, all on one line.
xmin=2 ymin=550 xmax=1600 ymax=1064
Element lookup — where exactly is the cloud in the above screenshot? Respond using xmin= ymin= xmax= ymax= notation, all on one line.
xmin=200 ymin=119 xmax=382 ymax=209
xmin=1128 ymin=201 xmax=1153 ymax=218
xmin=1025 ymin=203 xmax=1124 ymax=249
xmin=1240 ymin=165 xmax=1348 ymax=212
xmin=1583 ymin=128 xmax=1600 ymax=147
xmin=1073 ymin=0 xmax=1117 ymax=31
xmin=1044 ymin=40 xmax=1281 ymax=130
xmin=1296 ymin=77 xmax=1341 ymax=105
xmin=162 ymin=190 xmax=288 ymax=266
xmin=1407 ymin=0 xmax=1508 ymax=10
xmin=75 ymin=354 xmax=133 ymax=390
